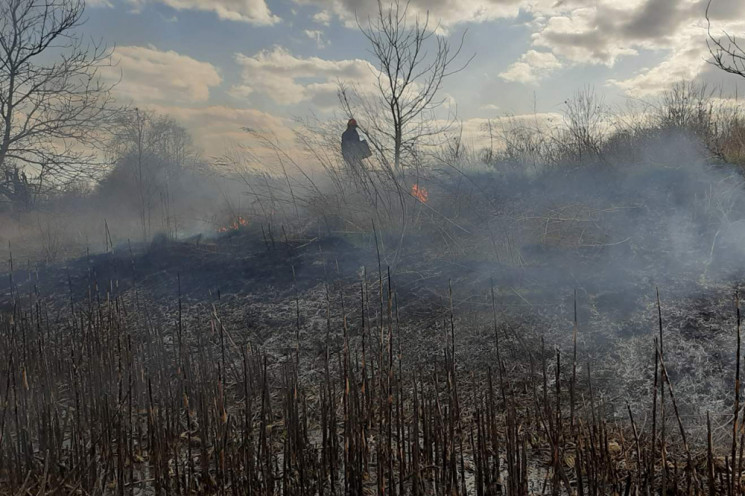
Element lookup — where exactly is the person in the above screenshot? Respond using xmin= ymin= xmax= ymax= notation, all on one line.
xmin=341 ymin=118 xmax=369 ymax=170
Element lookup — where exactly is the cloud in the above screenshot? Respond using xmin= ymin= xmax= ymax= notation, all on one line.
xmin=296 ymin=0 xmax=745 ymax=98
xmin=530 ymin=0 xmax=697 ymax=66
xmin=607 ymin=28 xmax=709 ymax=96
xmin=294 ymin=0 xmax=523 ymax=29
xmin=104 ymin=45 xmax=222 ymax=104
xmin=304 ymin=29 xmax=328 ymax=48
xmin=312 ymin=10 xmax=332 ymax=25
xmin=499 ymin=50 xmax=562 ymax=84
xmin=127 ymin=0 xmax=280 ymax=24
xmin=230 ymin=46 xmax=376 ymax=107
xmin=605 ymin=5 xmax=745 ymax=95
xmin=499 ymin=0 xmax=745 ymax=94
xmin=148 ymin=105 xmax=292 ymax=157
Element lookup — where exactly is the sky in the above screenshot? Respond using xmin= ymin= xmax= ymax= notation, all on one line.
xmin=84 ymin=0 xmax=745 ymax=158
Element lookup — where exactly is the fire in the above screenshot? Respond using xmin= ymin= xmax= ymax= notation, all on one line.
xmin=411 ymin=184 xmax=428 ymax=203
xmin=217 ymin=216 xmax=248 ymax=233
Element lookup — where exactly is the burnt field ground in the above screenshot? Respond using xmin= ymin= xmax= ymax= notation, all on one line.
xmin=3 ymin=130 xmax=745 ymax=494
xmin=1 ymin=216 xmax=745 ymax=495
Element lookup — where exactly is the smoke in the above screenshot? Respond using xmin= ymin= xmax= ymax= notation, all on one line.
xmin=1 ymin=114 xmax=744 ymax=434
xmin=337 ymin=127 xmax=745 ymax=430
xmin=418 ymin=129 xmax=745 ymax=287
xmin=0 ymin=161 xmax=256 ymax=264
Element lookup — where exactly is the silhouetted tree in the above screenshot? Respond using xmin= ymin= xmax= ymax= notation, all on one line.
xmin=0 ymin=0 xmax=115 ymax=205
xmin=339 ymin=0 xmax=472 ymax=172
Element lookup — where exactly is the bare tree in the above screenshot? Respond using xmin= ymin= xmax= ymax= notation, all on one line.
xmin=104 ymin=108 xmax=196 ymax=240
xmin=0 ymin=0 xmax=115 ymax=205
xmin=559 ymin=87 xmax=607 ymax=163
xmin=339 ymin=0 xmax=472 ymax=172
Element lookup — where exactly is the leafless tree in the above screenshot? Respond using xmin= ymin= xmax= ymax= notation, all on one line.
xmin=0 ymin=0 xmax=115 ymax=205
xmin=558 ymin=87 xmax=607 ymax=163
xmin=105 ymin=108 xmax=196 ymax=240
xmin=339 ymin=0 xmax=472 ymax=172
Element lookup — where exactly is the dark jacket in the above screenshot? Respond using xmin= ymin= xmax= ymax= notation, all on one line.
xmin=341 ymin=127 xmax=362 ymax=162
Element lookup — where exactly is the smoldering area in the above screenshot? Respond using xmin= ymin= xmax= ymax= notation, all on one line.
xmin=2 ymin=127 xmax=745 ymax=438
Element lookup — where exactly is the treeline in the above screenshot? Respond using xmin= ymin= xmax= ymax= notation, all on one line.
xmin=475 ymin=83 xmax=745 ymax=171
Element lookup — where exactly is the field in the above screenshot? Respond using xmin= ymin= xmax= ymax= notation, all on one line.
xmin=1 ymin=209 xmax=745 ymax=495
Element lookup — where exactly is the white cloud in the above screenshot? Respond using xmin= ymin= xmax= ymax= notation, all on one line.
xmin=312 ymin=10 xmax=332 ymax=25
xmin=607 ymin=14 xmax=745 ymax=95
xmin=497 ymin=0 xmax=745 ymax=94
xmin=127 ymin=0 xmax=280 ymax=24
xmin=295 ymin=0 xmax=522 ymax=29
xmin=104 ymin=45 xmax=222 ymax=104
xmin=608 ymin=29 xmax=708 ymax=96
xmin=230 ymin=46 xmax=376 ymax=107
xmin=532 ymin=9 xmax=637 ymax=66
xmin=296 ymin=0 xmax=742 ymax=97
xmin=148 ymin=105 xmax=292 ymax=157
xmin=304 ymin=29 xmax=328 ymax=48
xmin=500 ymin=50 xmax=562 ymax=84
xmin=529 ymin=0 xmax=697 ymax=66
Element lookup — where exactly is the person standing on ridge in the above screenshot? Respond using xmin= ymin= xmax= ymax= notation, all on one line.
xmin=341 ymin=118 xmax=370 ymax=170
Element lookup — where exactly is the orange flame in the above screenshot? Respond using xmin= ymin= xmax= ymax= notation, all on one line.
xmin=217 ymin=216 xmax=248 ymax=233
xmin=411 ymin=184 xmax=428 ymax=203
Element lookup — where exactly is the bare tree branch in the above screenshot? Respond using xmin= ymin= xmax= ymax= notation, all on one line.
xmin=706 ymin=0 xmax=745 ymax=79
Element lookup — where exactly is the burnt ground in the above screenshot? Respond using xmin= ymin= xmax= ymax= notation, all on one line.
xmin=0 ymin=226 xmax=743 ymax=445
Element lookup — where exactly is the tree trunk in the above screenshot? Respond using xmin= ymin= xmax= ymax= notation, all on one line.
xmin=394 ymin=129 xmax=402 ymax=171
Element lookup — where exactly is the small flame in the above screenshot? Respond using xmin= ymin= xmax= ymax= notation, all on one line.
xmin=411 ymin=184 xmax=428 ymax=203
xmin=217 ymin=216 xmax=248 ymax=233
